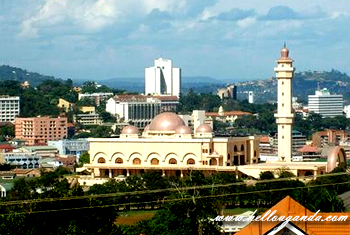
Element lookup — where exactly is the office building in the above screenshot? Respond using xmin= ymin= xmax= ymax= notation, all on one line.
xmin=145 ymin=58 xmax=181 ymax=97
xmin=48 ymin=139 xmax=89 ymax=156
xmin=73 ymin=113 xmax=102 ymax=126
xmin=151 ymin=95 xmax=179 ymax=112
xmin=0 ymin=96 xmax=20 ymax=123
xmin=15 ymin=116 xmax=67 ymax=145
xmin=308 ymin=88 xmax=343 ymax=117
xmin=106 ymin=95 xmax=161 ymax=128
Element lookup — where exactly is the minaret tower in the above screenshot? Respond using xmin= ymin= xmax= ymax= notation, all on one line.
xmin=274 ymin=44 xmax=295 ymax=162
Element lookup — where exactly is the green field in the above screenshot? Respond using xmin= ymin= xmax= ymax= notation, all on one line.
xmin=116 ymin=207 xmax=265 ymax=225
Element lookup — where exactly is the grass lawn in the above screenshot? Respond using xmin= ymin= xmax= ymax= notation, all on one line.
xmin=115 ymin=207 xmax=268 ymax=225
xmin=116 ymin=210 xmax=158 ymax=225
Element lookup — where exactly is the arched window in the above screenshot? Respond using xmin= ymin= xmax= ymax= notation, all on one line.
xmin=97 ymin=157 xmax=106 ymax=163
xmin=187 ymin=159 xmax=195 ymax=165
xmin=234 ymin=145 xmax=238 ymax=152
xmin=169 ymin=158 xmax=177 ymax=164
xmin=151 ymin=158 xmax=159 ymax=165
xmin=209 ymin=158 xmax=217 ymax=165
xmin=241 ymin=145 xmax=244 ymax=151
xmin=115 ymin=158 xmax=123 ymax=164
xmin=133 ymin=158 xmax=141 ymax=165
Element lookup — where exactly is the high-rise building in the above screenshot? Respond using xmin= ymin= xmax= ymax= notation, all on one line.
xmin=308 ymin=88 xmax=343 ymax=117
xmin=0 ymin=96 xmax=20 ymax=123
xmin=248 ymin=91 xmax=254 ymax=104
xmin=274 ymin=44 xmax=295 ymax=162
xmin=15 ymin=116 xmax=67 ymax=145
xmin=145 ymin=58 xmax=181 ymax=97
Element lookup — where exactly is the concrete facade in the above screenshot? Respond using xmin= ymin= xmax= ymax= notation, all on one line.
xmin=47 ymin=139 xmax=89 ymax=156
xmin=145 ymin=58 xmax=181 ymax=97
xmin=0 ymin=96 xmax=20 ymax=123
xmin=106 ymin=95 xmax=161 ymax=128
xmin=308 ymin=88 xmax=344 ymax=117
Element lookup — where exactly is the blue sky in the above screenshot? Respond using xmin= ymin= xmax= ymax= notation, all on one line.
xmin=0 ymin=0 xmax=350 ymax=81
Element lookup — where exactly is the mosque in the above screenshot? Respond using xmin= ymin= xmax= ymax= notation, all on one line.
xmin=81 ymin=45 xmax=346 ymax=183
xmin=83 ymin=112 xmax=260 ymax=179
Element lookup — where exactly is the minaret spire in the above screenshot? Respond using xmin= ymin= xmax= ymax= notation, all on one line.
xmin=274 ymin=44 xmax=295 ymax=162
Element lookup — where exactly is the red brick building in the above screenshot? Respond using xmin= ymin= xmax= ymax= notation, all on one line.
xmin=15 ymin=116 xmax=67 ymax=145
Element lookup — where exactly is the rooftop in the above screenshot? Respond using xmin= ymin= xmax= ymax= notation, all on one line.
xmin=236 ymin=196 xmax=350 ymax=235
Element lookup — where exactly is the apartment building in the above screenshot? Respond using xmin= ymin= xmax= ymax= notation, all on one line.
xmin=15 ymin=116 xmax=67 ymax=145
xmin=0 ymin=96 xmax=20 ymax=123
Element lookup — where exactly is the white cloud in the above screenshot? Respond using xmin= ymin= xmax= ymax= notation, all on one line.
xmin=18 ymin=0 xmax=192 ymax=38
xmin=237 ymin=17 xmax=256 ymax=28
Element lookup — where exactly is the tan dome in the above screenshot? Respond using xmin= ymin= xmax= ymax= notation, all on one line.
xmin=144 ymin=124 xmax=150 ymax=132
xmin=175 ymin=125 xmax=191 ymax=134
xmin=149 ymin=112 xmax=185 ymax=132
xmin=121 ymin=125 xmax=139 ymax=134
xmin=195 ymin=124 xmax=212 ymax=133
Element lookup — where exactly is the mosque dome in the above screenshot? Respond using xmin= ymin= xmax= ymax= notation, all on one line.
xmin=143 ymin=124 xmax=150 ymax=132
xmin=195 ymin=124 xmax=213 ymax=133
xmin=121 ymin=125 xmax=139 ymax=134
xmin=149 ymin=112 xmax=185 ymax=132
xmin=175 ymin=125 xmax=192 ymax=134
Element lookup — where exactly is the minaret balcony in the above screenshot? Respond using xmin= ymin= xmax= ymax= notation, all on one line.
xmin=274 ymin=67 xmax=294 ymax=72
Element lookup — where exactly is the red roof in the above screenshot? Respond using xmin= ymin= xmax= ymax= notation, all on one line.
xmin=236 ymin=196 xmax=350 ymax=235
xmin=298 ymin=145 xmax=318 ymax=153
xmin=152 ymin=95 xmax=179 ymax=101
xmin=67 ymin=123 xmax=75 ymax=127
xmin=259 ymin=136 xmax=270 ymax=143
xmin=206 ymin=111 xmax=252 ymax=117
xmin=0 ymin=144 xmax=15 ymax=150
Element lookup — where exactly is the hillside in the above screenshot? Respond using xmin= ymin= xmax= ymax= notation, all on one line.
xmin=1 ymin=65 xmax=349 ymax=105
xmin=0 ymin=65 xmax=64 ymax=86
xmin=98 ymin=76 xmax=224 ymax=93
xmin=236 ymin=70 xmax=350 ymax=105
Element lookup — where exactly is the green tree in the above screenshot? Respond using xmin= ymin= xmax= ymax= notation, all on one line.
xmin=259 ymin=171 xmax=275 ymax=180
xmin=79 ymin=152 xmax=90 ymax=165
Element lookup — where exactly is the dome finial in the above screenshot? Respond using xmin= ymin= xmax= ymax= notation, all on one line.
xmin=280 ymin=42 xmax=289 ymax=59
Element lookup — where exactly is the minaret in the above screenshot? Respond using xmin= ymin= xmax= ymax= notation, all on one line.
xmin=274 ymin=44 xmax=295 ymax=162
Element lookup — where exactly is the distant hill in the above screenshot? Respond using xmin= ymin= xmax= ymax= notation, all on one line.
xmin=236 ymin=70 xmax=350 ymax=105
xmin=98 ymin=76 xmax=225 ymax=93
xmin=2 ymin=65 xmax=349 ymax=105
xmin=0 ymin=65 xmax=64 ymax=87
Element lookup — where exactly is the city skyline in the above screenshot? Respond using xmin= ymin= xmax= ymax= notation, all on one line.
xmin=0 ymin=0 xmax=350 ymax=81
